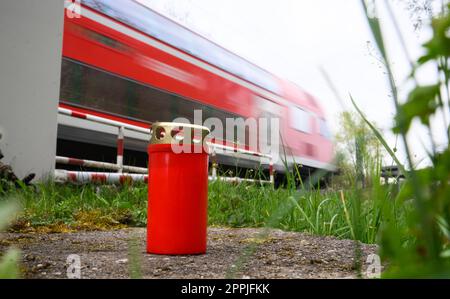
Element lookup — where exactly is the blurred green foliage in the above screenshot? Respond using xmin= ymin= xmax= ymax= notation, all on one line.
xmin=0 ymin=200 xmax=21 ymax=279
xmin=360 ymin=0 xmax=450 ymax=277
xmin=334 ymin=111 xmax=383 ymax=189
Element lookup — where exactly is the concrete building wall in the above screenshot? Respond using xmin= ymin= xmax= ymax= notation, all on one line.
xmin=0 ymin=0 xmax=65 ymax=180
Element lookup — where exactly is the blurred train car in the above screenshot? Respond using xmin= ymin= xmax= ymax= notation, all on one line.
xmin=57 ymin=0 xmax=335 ymax=179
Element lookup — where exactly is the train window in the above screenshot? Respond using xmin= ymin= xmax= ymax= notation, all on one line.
xmin=319 ymin=118 xmax=331 ymax=139
xmin=59 ymin=58 xmax=241 ymax=134
xmin=290 ymin=107 xmax=310 ymax=133
xmin=81 ymin=0 xmax=280 ymax=95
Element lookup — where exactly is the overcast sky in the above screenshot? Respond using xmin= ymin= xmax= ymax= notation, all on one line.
xmin=140 ymin=0 xmax=449 ymax=168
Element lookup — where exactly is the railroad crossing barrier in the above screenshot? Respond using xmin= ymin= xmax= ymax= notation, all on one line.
xmin=58 ymin=107 xmax=151 ymax=134
xmin=211 ymin=176 xmax=273 ymax=184
xmin=54 ymin=169 xmax=148 ymax=184
xmin=54 ymin=169 xmax=273 ymax=185
xmin=55 ymin=156 xmax=148 ymax=174
xmin=117 ymin=126 xmax=125 ymax=173
xmin=56 ymin=107 xmax=274 ymax=185
xmin=58 ymin=107 xmax=150 ymax=175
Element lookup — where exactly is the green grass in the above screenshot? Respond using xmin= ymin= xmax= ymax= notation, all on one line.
xmin=1 ymin=179 xmax=409 ymax=245
xmin=2 ymin=182 xmax=148 ymax=231
xmin=209 ymin=180 xmax=408 ymax=244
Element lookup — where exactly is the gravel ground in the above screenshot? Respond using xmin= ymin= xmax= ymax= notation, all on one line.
xmin=0 ymin=227 xmax=379 ymax=279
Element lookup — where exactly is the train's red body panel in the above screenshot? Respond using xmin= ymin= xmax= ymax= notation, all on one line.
xmin=60 ymin=0 xmax=334 ymax=170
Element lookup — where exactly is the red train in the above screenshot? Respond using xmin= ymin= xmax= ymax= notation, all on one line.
xmin=58 ymin=0 xmax=335 ymax=177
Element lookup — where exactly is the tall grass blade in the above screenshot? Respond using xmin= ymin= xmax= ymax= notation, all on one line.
xmin=350 ymin=94 xmax=407 ymax=175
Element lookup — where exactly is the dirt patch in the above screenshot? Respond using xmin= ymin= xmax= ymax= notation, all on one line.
xmin=0 ymin=227 xmax=379 ymax=279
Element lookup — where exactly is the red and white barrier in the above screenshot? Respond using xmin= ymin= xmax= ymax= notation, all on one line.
xmin=57 ymin=106 xmax=275 ymax=185
xmin=209 ymin=176 xmax=272 ymax=185
xmin=209 ymin=143 xmax=272 ymax=159
xmin=58 ymin=106 xmax=272 ymax=161
xmin=54 ymin=170 xmax=148 ymax=184
xmin=211 ymin=150 xmax=218 ymax=180
xmin=58 ymin=107 xmax=150 ymax=174
xmin=269 ymin=161 xmax=275 ymax=184
xmin=117 ymin=126 xmax=125 ymax=173
xmin=58 ymin=107 xmax=151 ymax=134
xmin=54 ymin=169 xmax=271 ymax=185
xmin=209 ymin=143 xmax=274 ymax=185
xmin=55 ymin=156 xmax=148 ymax=174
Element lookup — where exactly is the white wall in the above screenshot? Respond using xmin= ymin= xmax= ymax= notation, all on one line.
xmin=0 ymin=0 xmax=64 ymax=180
